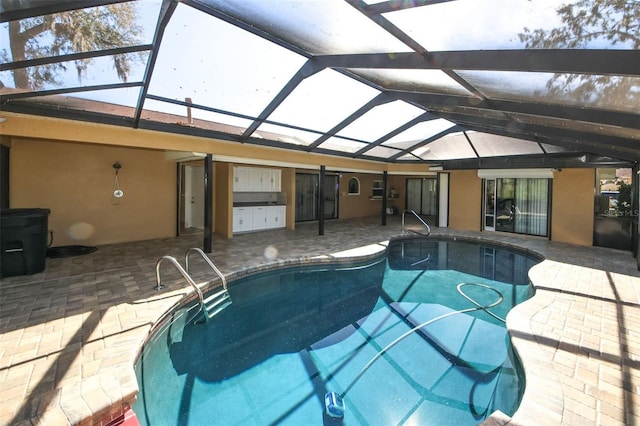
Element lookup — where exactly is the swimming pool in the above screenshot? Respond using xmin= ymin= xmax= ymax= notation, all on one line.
xmin=133 ymin=237 xmax=540 ymax=425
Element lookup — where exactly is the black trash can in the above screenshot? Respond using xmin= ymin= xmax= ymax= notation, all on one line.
xmin=0 ymin=208 xmax=51 ymax=278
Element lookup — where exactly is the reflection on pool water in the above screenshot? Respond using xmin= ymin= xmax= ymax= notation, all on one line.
xmin=134 ymin=237 xmax=540 ymax=425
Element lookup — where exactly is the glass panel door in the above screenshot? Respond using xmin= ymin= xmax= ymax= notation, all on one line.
xmin=295 ymin=173 xmax=339 ymax=222
xmin=486 ymin=177 xmax=550 ymax=237
xmin=594 ymin=167 xmax=633 ymax=250
xmin=496 ymin=178 xmax=515 ymax=233
xmin=514 ymin=178 xmax=548 ymax=236
xmin=407 ymin=178 xmax=422 ymax=212
xmin=421 ymin=178 xmax=438 ymax=216
xmin=407 ymin=178 xmax=437 ymax=216
xmin=484 ymin=179 xmax=496 ymax=231
xmin=295 ymin=173 xmax=318 ymax=222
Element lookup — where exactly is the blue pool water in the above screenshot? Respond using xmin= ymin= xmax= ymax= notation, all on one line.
xmin=134 ymin=237 xmax=540 ymax=425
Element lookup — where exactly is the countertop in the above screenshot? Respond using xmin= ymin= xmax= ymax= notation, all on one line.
xmin=233 ymin=202 xmax=286 ymax=207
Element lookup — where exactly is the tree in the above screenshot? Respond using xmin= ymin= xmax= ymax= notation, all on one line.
xmin=616 ymin=181 xmax=633 ymax=216
xmin=518 ymin=0 xmax=640 ymax=107
xmin=1 ymin=1 xmax=143 ymax=90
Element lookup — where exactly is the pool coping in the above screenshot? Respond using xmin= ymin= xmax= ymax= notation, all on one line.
xmin=135 ymin=234 xmax=545 ymax=425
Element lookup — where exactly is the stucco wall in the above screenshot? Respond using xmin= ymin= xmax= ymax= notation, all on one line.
xmin=281 ymin=168 xmax=295 ymax=229
xmin=448 ymin=170 xmax=482 ymax=231
xmin=551 ymin=168 xmax=594 ymax=246
xmin=10 ymin=138 xmax=176 ymax=246
xmin=338 ymin=173 xmax=385 ymax=219
xmin=4 ymin=112 xmax=599 ymax=247
xmin=214 ymin=162 xmax=232 ymax=238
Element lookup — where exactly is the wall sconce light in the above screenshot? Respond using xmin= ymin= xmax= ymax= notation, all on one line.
xmin=112 ymin=162 xmax=124 ymax=199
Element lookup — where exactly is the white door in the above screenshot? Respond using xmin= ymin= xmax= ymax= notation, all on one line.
xmin=484 ymin=178 xmax=496 ymax=231
xmin=185 ymin=166 xmax=204 ymax=229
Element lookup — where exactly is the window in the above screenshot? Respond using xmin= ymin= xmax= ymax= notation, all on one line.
xmin=347 ymin=177 xmax=360 ymax=195
xmin=372 ymin=180 xmax=383 ymax=198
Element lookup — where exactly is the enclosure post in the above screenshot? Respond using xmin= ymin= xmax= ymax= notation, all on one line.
xmin=318 ymin=165 xmax=325 ymax=236
xmin=381 ymin=171 xmax=388 ymax=226
xmin=204 ymin=154 xmax=213 ymax=253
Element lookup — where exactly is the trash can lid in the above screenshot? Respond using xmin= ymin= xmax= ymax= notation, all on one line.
xmin=0 ymin=208 xmax=51 ymax=216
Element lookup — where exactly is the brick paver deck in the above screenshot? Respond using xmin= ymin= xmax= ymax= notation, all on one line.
xmin=1 ymin=217 xmax=638 ymax=425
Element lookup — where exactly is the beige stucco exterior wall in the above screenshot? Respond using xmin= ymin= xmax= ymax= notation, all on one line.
xmin=214 ymin=162 xmax=233 ymax=238
xmin=281 ymin=168 xmax=296 ymax=230
xmin=2 ymin=113 xmax=435 ymax=245
xmin=448 ymin=170 xmax=482 ymax=231
xmin=338 ymin=173 xmax=385 ymax=219
xmin=551 ymin=168 xmax=595 ymax=246
xmin=10 ymin=137 xmax=175 ymax=246
xmin=2 ymin=112 xmax=601 ymax=247
xmin=0 ymin=112 xmax=402 ymax=174
xmin=386 ymin=175 xmax=406 ymax=213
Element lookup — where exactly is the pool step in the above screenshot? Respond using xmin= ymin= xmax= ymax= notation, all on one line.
xmin=202 ymin=289 xmax=232 ymax=320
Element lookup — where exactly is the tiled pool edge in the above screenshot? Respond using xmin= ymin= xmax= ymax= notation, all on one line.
xmin=130 ymin=235 xmax=540 ymax=426
xmin=484 ymin=256 xmax=640 ymax=426
xmin=483 ymin=259 xmax=566 ymax=426
xmin=105 ymin=242 xmax=391 ymax=426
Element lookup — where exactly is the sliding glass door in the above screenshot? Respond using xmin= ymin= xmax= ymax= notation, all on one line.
xmin=484 ymin=177 xmax=549 ymax=237
xmin=495 ymin=179 xmax=514 ymax=233
xmin=295 ymin=173 xmax=338 ymax=222
xmin=407 ymin=178 xmax=437 ymax=216
xmin=484 ymin=179 xmax=496 ymax=231
xmin=514 ymin=178 xmax=548 ymax=236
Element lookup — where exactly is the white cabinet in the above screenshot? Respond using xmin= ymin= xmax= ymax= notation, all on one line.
xmin=233 ymin=167 xmax=281 ymax=192
xmin=252 ymin=206 xmax=267 ymax=230
xmin=233 ymin=205 xmax=286 ymax=233
xmin=232 ymin=207 xmax=253 ymax=233
xmin=261 ymin=169 xmax=281 ymax=191
xmin=248 ymin=168 xmax=264 ymax=191
xmin=233 ymin=167 xmax=250 ymax=192
xmin=266 ymin=205 xmax=286 ymax=228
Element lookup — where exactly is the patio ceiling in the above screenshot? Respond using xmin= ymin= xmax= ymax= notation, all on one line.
xmin=1 ymin=0 xmax=639 ymax=169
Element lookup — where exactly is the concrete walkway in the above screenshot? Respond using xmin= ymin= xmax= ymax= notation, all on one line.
xmin=0 ymin=216 xmax=638 ymax=425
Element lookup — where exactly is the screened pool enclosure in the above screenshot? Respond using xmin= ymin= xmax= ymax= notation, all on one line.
xmin=1 ymin=0 xmax=639 ymax=170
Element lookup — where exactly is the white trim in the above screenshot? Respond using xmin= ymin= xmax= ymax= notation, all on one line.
xmin=388 ymin=171 xmax=437 ymax=176
xmin=477 ymin=168 xmax=554 ymax=179
xmin=438 ymin=173 xmax=449 ymax=228
xmin=213 ymin=155 xmax=321 ymax=170
xmin=165 ymin=151 xmax=207 ymax=162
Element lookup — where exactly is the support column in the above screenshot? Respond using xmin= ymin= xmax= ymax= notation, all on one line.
xmin=318 ymin=166 xmax=325 ymax=236
xmin=381 ymin=171 xmax=388 ymax=226
xmin=176 ymin=163 xmax=181 ymax=237
xmin=204 ymin=154 xmax=213 ymax=253
xmin=633 ymin=162 xmax=639 ymax=267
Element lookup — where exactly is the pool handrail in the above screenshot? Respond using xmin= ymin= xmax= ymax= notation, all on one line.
xmin=154 ymin=256 xmax=204 ymax=304
xmin=401 ymin=209 xmax=431 ymax=236
xmin=185 ymin=247 xmax=227 ymax=291
xmin=155 ymin=250 xmax=231 ymax=322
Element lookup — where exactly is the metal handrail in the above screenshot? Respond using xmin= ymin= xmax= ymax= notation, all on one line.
xmin=185 ymin=247 xmax=227 ymax=290
xmin=401 ymin=209 xmax=431 ymax=236
xmin=154 ymin=256 xmax=205 ymax=308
